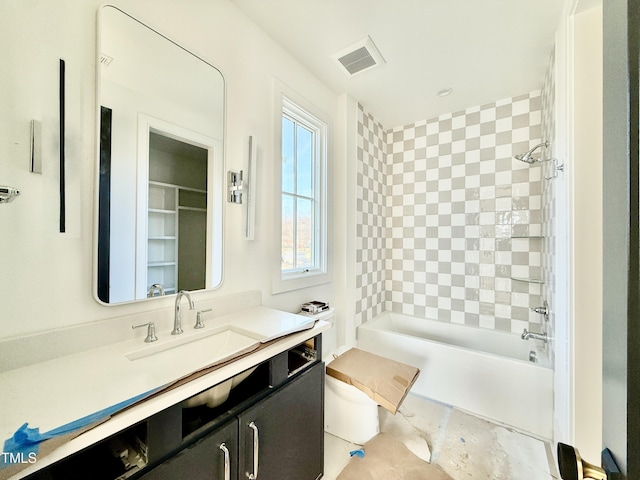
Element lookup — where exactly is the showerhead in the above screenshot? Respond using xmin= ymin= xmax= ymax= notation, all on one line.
xmin=514 ymin=142 xmax=549 ymax=164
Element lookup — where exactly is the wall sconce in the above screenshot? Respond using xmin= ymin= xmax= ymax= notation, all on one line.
xmin=227 ymin=170 xmax=243 ymax=204
xmin=228 ymin=136 xmax=257 ymax=240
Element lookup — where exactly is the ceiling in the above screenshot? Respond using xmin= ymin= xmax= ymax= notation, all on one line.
xmin=231 ymin=0 xmax=565 ymax=128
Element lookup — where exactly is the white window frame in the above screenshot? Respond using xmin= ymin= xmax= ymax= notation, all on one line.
xmin=272 ymin=86 xmax=331 ymax=294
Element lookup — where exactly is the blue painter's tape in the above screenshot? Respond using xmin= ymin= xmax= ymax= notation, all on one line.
xmin=1 ymin=387 xmax=161 ymax=469
xmin=349 ymin=448 xmax=365 ymax=458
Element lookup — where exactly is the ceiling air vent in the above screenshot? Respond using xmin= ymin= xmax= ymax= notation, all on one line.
xmin=332 ymin=36 xmax=385 ymax=76
xmin=100 ymin=53 xmax=113 ymax=66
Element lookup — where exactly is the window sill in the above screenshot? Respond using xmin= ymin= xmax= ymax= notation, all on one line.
xmin=272 ymin=270 xmax=332 ymax=294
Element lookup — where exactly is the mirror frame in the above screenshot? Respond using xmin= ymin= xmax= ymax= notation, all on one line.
xmin=94 ymin=5 xmax=226 ymax=305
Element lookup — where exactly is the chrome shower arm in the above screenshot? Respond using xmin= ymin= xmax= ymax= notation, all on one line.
xmin=514 ymin=141 xmax=550 ymax=164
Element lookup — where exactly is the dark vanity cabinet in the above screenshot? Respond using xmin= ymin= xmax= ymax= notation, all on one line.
xmin=24 ymin=337 xmax=324 ymax=480
xmin=139 ymin=362 xmax=323 ymax=480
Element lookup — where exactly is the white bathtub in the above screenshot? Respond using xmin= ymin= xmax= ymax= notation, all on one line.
xmin=357 ymin=312 xmax=553 ymax=439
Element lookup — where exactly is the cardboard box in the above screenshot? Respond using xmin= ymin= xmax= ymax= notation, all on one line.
xmin=326 ymin=348 xmax=420 ymax=414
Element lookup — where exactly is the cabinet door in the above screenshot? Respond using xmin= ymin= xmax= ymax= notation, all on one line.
xmin=238 ymin=363 xmax=323 ymax=480
xmin=138 ymin=420 xmax=237 ymax=480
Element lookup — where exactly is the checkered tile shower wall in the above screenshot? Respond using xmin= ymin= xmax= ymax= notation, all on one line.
xmin=355 ymin=105 xmax=387 ymax=325
xmin=384 ymin=91 xmax=545 ymax=332
xmin=356 ymin=90 xmax=554 ymax=334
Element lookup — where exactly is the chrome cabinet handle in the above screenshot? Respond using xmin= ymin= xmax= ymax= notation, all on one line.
xmin=219 ymin=443 xmax=230 ymax=480
xmin=247 ymin=421 xmax=259 ymax=479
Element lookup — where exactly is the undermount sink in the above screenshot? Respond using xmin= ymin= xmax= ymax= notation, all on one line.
xmin=182 ymin=366 xmax=258 ymax=408
xmin=125 ymin=326 xmax=262 ymax=367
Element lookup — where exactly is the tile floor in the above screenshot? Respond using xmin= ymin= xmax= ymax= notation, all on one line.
xmin=323 ymin=393 xmax=559 ymax=480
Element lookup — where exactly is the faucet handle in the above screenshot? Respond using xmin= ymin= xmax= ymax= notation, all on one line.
xmin=530 ymin=301 xmax=549 ymax=321
xmin=132 ymin=322 xmax=158 ymax=343
xmin=194 ymin=308 xmax=213 ymax=329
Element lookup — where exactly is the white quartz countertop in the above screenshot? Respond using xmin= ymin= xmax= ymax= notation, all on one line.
xmin=0 ymin=306 xmax=329 ymax=479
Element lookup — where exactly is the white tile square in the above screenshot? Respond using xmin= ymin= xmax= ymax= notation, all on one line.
xmin=451 ymin=188 xmax=465 ymax=202
xmin=495 ymin=277 xmax=511 ymax=291
xmin=402 ymin=303 xmax=415 ymax=315
xmin=465 ymin=250 xmax=480 ymax=264
xmin=495 ymin=144 xmax=513 ymax=158
xmin=438 ymin=273 xmax=452 ymax=286
xmin=466 ymin=124 xmax=481 ymax=138
xmin=452 ymin=140 xmax=466 ymax=154
xmin=480 ymin=134 xmax=497 ymax=148
xmin=466 ymin=199 xmax=480 ymax=213
xmin=479 ymin=314 xmax=495 ymax=329
xmin=495 ymin=171 xmax=512 ymax=185
xmin=425 ymin=284 xmax=439 ymax=296
xmin=451 ymin=213 xmax=466 ymax=227
xmin=451 ymin=285 xmax=466 ymax=299
xmin=480 ymin=107 xmax=497 ymax=123
xmin=510 ymin=319 xmax=529 ymax=334
xmin=466 ymin=149 xmax=481 ymax=163
xmin=439 ymin=131 xmax=452 ymax=144
xmin=452 ymin=115 xmax=466 ymax=129
xmin=415 ymin=136 xmax=427 ymax=149
xmin=495 ymin=303 xmax=511 ymax=318
xmin=438 ymin=178 xmax=451 ymax=192
xmin=479 ymin=263 xmax=495 ymax=277
xmin=426 ymin=145 xmax=439 ymax=157
xmin=438 ymin=250 xmax=452 ymax=262
xmin=496 ymin=117 xmax=513 ymax=132
xmin=479 ymin=289 xmax=495 ymax=303
xmin=438 ymin=226 xmax=452 ymax=238
xmin=451 ymin=310 xmax=466 ymax=324
xmin=512 ymin=126 xmax=531 ymax=143
xmin=438 ymin=296 xmax=452 ymax=309
xmin=511 ymin=98 xmax=531 ymax=115
xmin=465 ymin=300 xmax=480 ymax=314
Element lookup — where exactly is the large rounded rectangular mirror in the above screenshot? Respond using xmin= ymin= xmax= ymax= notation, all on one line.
xmin=96 ymin=5 xmax=224 ymax=304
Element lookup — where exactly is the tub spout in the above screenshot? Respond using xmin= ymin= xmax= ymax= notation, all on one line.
xmin=521 ymin=329 xmax=547 ymax=343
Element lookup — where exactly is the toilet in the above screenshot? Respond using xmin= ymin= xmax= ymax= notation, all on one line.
xmin=302 ymin=308 xmax=380 ymax=445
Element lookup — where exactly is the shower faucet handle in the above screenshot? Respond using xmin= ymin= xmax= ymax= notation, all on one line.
xmin=530 ymin=301 xmax=549 ymax=321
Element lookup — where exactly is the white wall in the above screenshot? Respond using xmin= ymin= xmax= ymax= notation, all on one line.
xmin=552 ymin=0 xmax=603 ymax=460
xmin=571 ymin=2 xmax=603 ymax=461
xmin=0 ymin=0 xmax=347 ymax=339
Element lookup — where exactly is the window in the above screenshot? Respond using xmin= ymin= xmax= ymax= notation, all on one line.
xmin=274 ymin=95 xmax=329 ymax=292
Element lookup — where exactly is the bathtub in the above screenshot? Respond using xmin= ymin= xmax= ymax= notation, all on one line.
xmin=357 ymin=312 xmax=553 ymax=439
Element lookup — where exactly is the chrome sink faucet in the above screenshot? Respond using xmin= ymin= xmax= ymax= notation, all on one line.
xmin=147 ymin=283 xmax=165 ymax=298
xmin=173 ymin=290 xmax=196 ymax=335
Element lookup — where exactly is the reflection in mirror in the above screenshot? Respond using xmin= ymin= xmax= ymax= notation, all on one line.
xmin=96 ymin=6 xmax=224 ymax=304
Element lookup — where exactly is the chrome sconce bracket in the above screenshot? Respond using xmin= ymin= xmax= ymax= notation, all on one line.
xmin=227 ymin=170 xmax=244 ymax=204
xmin=0 ymin=186 xmax=20 ymax=204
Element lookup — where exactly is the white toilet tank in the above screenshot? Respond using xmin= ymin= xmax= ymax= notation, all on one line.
xmin=300 ymin=308 xmax=336 ymax=358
